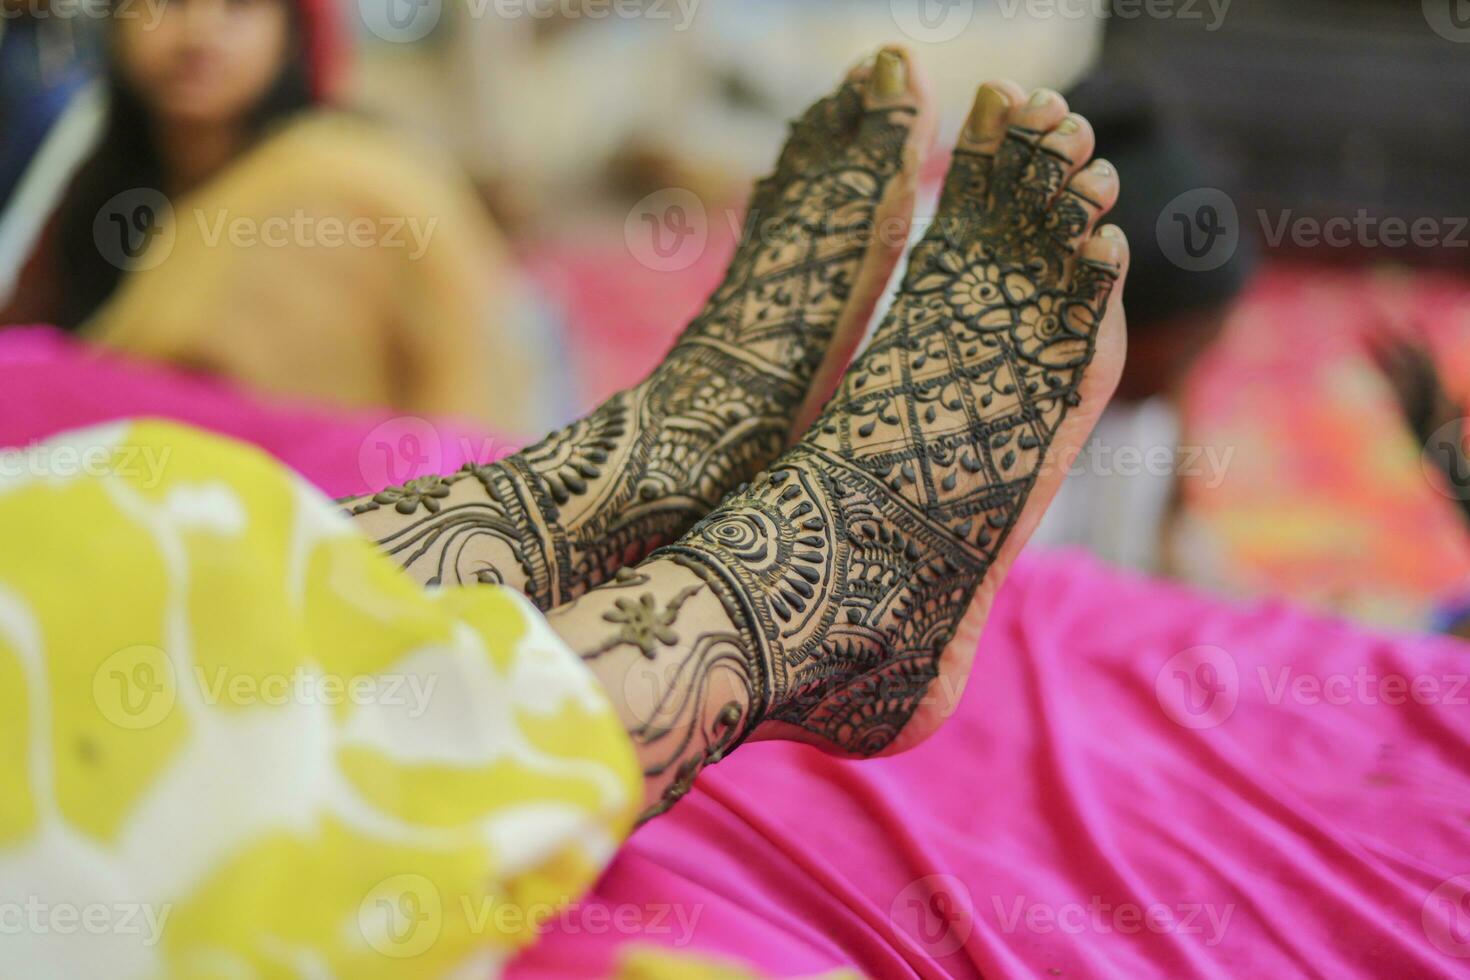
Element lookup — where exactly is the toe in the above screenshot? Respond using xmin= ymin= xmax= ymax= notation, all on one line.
xmin=1038 ymin=112 xmax=1096 ymax=189
xmin=866 ymin=46 xmax=912 ymax=107
xmin=959 ymin=79 xmax=1027 ymax=153
xmin=854 ymin=46 xmax=935 ymax=150
xmin=986 ymin=88 xmax=1072 ymax=216
xmin=1069 ymin=223 xmax=1130 ymax=316
xmin=932 ymin=80 xmax=1022 ymax=219
xmin=1010 ymin=87 xmax=1070 ymax=139
xmin=1053 ymin=155 xmax=1119 ymax=254
xmin=1079 ymin=223 xmax=1130 ymax=275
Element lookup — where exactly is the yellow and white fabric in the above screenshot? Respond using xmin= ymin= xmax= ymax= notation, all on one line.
xmin=0 ymin=420 xmax=640 ymax=978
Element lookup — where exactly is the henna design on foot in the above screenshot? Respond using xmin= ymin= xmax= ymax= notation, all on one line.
xmin=657 ymin=85 xmax=1127 ymax=758
xmin=344 ymin=52 xmax=930 ymax=610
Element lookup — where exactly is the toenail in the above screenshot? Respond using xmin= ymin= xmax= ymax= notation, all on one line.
xmin=1054 ymin=116 xmax=1080 ymax=135
xmin=874 ymin=50 xmax=907 ymax=98
xmin=1027 ymin=89 xmax=1054 ymax=108
xmin=1100 ymin=224 xmax=1124 ymax=240
xmin=967 ymin=86 xmax=1011 ymax=138
xmin=1091 ymin=159 xmax=1114 ymax=176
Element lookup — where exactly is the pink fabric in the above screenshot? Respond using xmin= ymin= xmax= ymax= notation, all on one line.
xmin=510 ymin=553 xmax=1470 ymax=979
xmin=5 ymin=326 xmax=1468 ymax=977
xmin=0 ymin=326 xmax=510 ymax=495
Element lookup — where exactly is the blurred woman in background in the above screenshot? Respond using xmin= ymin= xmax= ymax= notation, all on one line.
xmin=1 ymin=0 xmax=543 ymax=432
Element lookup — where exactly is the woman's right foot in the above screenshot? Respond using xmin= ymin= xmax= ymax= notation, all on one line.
xmin=571 ymin=83 xmax=1130 ymax=809
xmin=345 ymin=48 xmax=936 ymax=610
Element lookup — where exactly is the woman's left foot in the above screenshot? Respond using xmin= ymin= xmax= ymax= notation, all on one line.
xmin=346 ymin=48 xmax=937 ymax=610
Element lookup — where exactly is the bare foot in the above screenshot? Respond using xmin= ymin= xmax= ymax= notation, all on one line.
xmin=566 ymin=82 xmax=1131 ymax=796
xmin=344 ymin=48 xmax=937 ymax=610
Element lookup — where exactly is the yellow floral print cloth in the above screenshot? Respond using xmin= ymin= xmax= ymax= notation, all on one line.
xmin=0 ymin=420 xmax=640 ymax=978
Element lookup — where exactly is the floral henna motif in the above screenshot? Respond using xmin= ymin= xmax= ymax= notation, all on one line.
xmin=346 ymin=84 xmax=918 ymax=611
xmin=659 ymin=124 xmax=1120 ymax=756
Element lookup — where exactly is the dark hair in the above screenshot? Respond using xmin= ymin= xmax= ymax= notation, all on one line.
xmin=53 ymin=0 xmax=315 ymax=329
xmin=1064 ymin=70 xmax=1255 ymax=331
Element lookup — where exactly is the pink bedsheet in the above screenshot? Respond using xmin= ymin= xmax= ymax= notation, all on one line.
xmin=4 ymin=326 xmax=1468 ymax=978
xmin=0 ymin=326 xmax=510 ymax=495
xmin=511 ymin=556 xmax=1470 ymax=978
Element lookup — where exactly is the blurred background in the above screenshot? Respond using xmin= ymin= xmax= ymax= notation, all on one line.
xmin=4 ymin=0 xmax=1470 ymax=630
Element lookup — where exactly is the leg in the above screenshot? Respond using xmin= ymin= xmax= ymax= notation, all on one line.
xmin=343 ymin=50 xmax=937 ymax=610
xmin=553 ymin=82 xmax=1131 ymax=816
